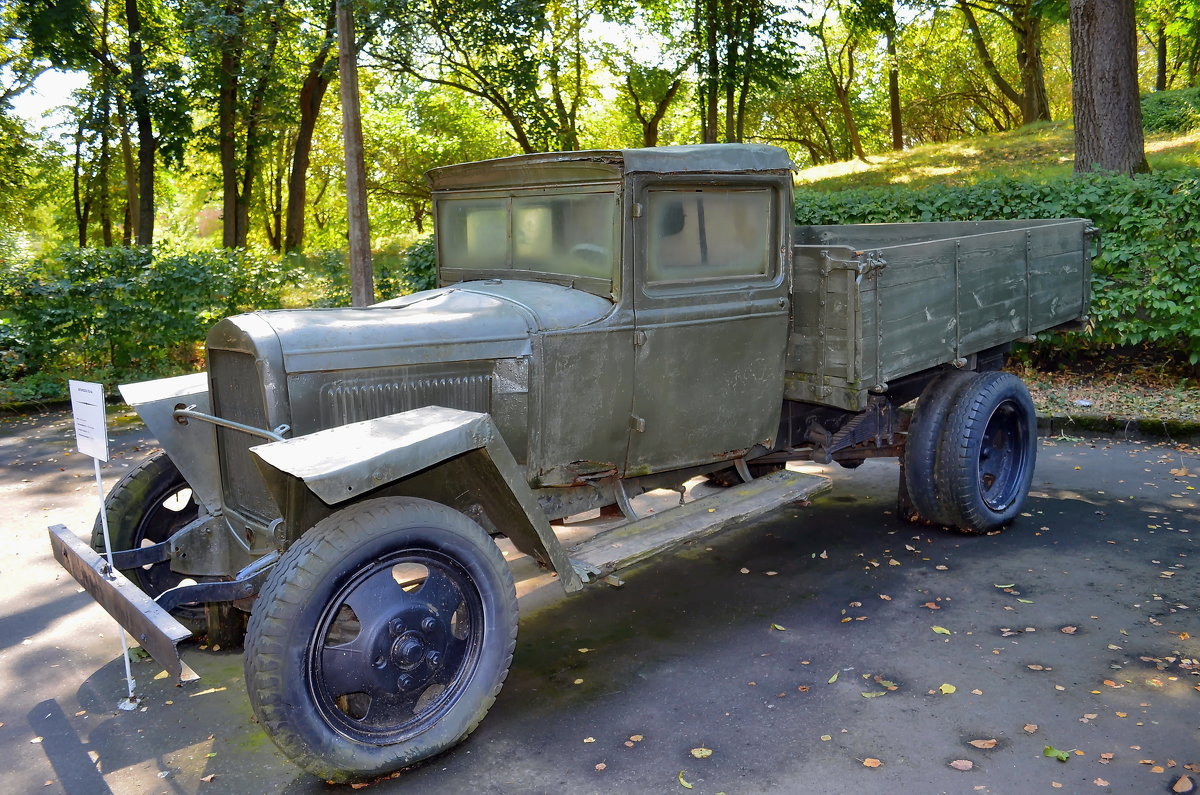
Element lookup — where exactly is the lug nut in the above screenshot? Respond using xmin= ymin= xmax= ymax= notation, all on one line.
xmin=427 ymin=651 xmax=442 ymax=668
xmin=421 ymin=617 xmax=437 ymax=632
xmin=397 ymin=674 xmax=415 ymax=690
xmin=389 ymin=618 xmax=405 ymax=636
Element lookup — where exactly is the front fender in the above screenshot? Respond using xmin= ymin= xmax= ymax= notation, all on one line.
xmin=249 ymin=406 xmax=582 ymax=592
xmin=120 ymin=372 xmax=221 ymax=514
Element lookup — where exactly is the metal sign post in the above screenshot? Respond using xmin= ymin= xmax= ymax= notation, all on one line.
xmin=68 ymin=380 xmax=139 ymax=710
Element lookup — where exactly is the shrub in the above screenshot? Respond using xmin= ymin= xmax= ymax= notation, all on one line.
xmin=0 ymin=246 xmax=288 ymax=395
xmin=795 ymin=169 xmax=1200 ymax=363
xmin=1141 ymin=87 xmax=1200 ymax=134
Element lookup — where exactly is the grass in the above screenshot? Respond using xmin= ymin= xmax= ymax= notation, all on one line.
xmin=794 ymin=122 xmax=1200 ymax=192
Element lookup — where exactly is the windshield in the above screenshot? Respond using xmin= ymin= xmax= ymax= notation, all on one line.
xmin=437 ymin=190 xmax=617 ymax=283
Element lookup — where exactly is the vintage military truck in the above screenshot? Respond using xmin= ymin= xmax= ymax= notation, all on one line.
xmin=49 ymin=144 xmax=1095 ymax=782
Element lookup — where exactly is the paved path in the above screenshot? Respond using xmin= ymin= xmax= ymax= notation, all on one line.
xmin=2 ymin=411 xmax=1197 ymax=794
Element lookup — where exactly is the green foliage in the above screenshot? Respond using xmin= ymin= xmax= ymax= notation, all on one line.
xmin=0 ymin=246 xmax=288 ymax=398
xmin=794 ymin=169 xmax=1200 ymax=363
xmin=1141 ymin=87 xmax=1200 ymax=134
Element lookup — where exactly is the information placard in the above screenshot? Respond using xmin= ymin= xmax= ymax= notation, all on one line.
xmin=69 ymin=379 xmax=109 ymax=462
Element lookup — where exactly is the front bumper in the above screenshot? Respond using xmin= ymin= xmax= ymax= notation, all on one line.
xmin=48 ymin=524 xmax=198 ymax=682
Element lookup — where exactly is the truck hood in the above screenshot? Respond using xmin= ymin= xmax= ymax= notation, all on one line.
xmin=220 ymin=280 xmax=614 ymax=373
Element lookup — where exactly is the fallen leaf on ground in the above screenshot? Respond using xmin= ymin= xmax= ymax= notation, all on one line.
xmin=971 ymin=688 xmax=983 ymax=695
xmin=939 ymin=683 xmax=956 ymax=694
xmin=771 ymin=623 xmax=787 ymax=631
xmin=1028 ymin=664 xmax=1045 ymax=671
xmin=1023 ymin=724 xmax=1038 ymax=734
xmin=1094 ymin=778 xmax=1109 ymax=787
xmin=1173 ymin=776 xmax=1195 ymax=793
xmin=828 ymin=672 xmax=839 ymax=684
xmin=949 ymin=759 xmax=974 ymax=771
xmin=630 ymin=734 xmax=643 ymax=742
xmin=820 ymin=735 xmax=832 ymax=741
xmin=200 ymin=775 xmax=216 ymax=783
xmin=932 ymin=626 xmax=952 ymax=635
xmin=690 ymin=747 xmax=712 ymax=759
xmin=1099 ymin=753 xmax=1114 ymax=763
xmin=969 ymin=739 xmax=997 ymax=749
xmin=995 ymin=583 xmax=1015 ymax=588
xmin=595 ymin=763 xmax=606 ymax=771
xmin=678 ymin=771 xmax=692 ymax=789
xmin=861 ymin=691 xmax=886 ymax=698
xmin=1061 ymin=626 xmax=1077 ymax=634
xmin=1044 ymin=746 xmax=1071 ymax=762
xmin=862 ymin=758 xmax=882 ymax=768
xmin=935 ymin=565 xmax=949 ymax=570
xmin=923 ymin=602 xmax=941 ymax=610
xmin=584 ymin=737 xmax=595 ymax=743
xmin=879 ymin=594 xmax=892 ymax=600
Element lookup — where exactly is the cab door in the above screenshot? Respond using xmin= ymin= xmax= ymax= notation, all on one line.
xmin=625 ymin=175 xmax=792 ymax=476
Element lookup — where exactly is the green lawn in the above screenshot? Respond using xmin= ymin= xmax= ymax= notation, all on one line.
xmin=793 ymin=122 xmax=1200 ymax=192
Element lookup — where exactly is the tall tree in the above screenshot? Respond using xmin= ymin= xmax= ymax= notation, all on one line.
xmin=691 ymin=0 xmax=791 ymax=142
xmin=13 ymin=0 xmax=189 ymax=245
xmin=1071 ymin=0 xmax=1148 ymax=175
xmin=954 ymin=0 xmax=1053 ymax=125
xmin=284 ymin=0 xmax=337 ymax=252
xmin=376 ymin=0 xmax=594 ymax=154
xmin=187 ymin=0 xmax=287 ymax=249
xmin=813 ymin=6 xmax=869 ymax=159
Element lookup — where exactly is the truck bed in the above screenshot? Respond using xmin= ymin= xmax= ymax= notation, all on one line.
xmin=787 ymin=219 xmax=1094 ymax=411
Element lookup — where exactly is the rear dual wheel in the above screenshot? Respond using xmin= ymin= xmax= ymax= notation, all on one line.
xmin=244 ymin=497 xmax=517 ymax=783
xmin=903 ymin=371 xmax=1037 ymax=534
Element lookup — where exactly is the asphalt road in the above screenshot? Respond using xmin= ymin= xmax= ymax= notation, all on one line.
xmin=2 ymin=410 xmax=1198 ymax=795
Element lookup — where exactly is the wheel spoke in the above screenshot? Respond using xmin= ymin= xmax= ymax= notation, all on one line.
xmin=343 ymin=568 xmax=408 ymax=638
xmin=319 ymin=645 xmax=376 ymax=697
xmin=420 ymin=566 xmax=465 ymax=619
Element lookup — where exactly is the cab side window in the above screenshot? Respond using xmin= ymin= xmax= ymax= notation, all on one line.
xmin=646 ymin=188 xmax=773 ymax=283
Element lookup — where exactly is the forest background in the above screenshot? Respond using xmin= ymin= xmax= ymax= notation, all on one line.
xmin=1 ymin=0 xmax=1199 ymax=404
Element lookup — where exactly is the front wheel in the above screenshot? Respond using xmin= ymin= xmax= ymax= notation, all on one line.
xmin=244 ymin=497 xmax=518 ymax=783
xmin=934 ymin=372 xmax=1038 ymax=533
xmin=91 ymin=450 xmax=207 ymax=633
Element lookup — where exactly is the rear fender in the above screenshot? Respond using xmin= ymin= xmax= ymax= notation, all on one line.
xmin=249 ymin=406 xmax=583 ymax=593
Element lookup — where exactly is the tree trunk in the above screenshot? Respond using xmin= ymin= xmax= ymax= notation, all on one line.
xmin=126 ymin=0 xmax=155 ymax=245
xmin=1017 ymin=14 xmax=1051 ymax=123
xmin=887 ymin=31 xmax=902 ymax=150
xmin=285 ymin=0 xmax=336 ymax=253
xmin=116 ymin=93 xmax=137 ymax=246
xmin=73 ymin=115 xmax=90 ymax=247
xmin=1070 ymin=0 xmax=1149 ymax=175
xmin=219 ymin=0 xmax=243 ymax=249
xmin=1155 ymin=21 xmax=1167 ymax=91
xmin=338 ymin=0 xmax=373 ymax=306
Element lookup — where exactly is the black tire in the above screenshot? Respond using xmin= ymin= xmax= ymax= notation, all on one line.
xmin=934 ymin=371 xmax=1038 ymax=533
xmin=704 ymin=462 xmax=784 ymax=487
xmin=91 ymin=450 xmax=206 ymax=633
xmin=244 ymin=497 xmax=518 ymax=783
xmin=901 ymin=370 xmax=974 ymax=525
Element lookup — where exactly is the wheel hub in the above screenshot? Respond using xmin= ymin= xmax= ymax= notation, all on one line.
xmin=392 ymin=631 xmax=429 ymax=670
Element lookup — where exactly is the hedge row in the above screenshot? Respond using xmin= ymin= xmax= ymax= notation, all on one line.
xmin=794 ymin=169 xmax=1200 ymax=364
xmin=0 ymin=238 xmax=437 ymax=401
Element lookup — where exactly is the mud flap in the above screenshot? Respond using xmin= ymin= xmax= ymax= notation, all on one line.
xmin=48 ymin=524 xmax=198 ymax=682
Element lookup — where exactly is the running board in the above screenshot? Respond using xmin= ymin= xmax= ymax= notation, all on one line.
xmin=568 ymin=470 xmax=831 ymax=583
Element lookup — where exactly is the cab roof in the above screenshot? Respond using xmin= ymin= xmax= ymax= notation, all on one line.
xmin=427 ymin=144 xmax=795 ymax=191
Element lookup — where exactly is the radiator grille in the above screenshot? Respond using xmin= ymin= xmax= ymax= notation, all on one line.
xmin=318 ymin=364 xmax=492 ymax=427
xmin=209 ymin=350 xmax=277 ymax=521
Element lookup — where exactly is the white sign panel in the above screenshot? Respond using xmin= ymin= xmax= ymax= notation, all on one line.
xmin=69 ymin=379 xmax=109 ymax=462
